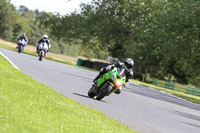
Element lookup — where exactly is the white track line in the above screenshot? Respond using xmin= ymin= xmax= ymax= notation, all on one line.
xmin=0 ymin=51 xmax=20 ymax=71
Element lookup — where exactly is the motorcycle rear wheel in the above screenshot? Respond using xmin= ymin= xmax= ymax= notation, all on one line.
xmin=96 ymin=84 xmax=113 ymax=100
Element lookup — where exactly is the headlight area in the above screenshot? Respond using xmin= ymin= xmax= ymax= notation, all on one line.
xmin=114 ymin=81 xmax=122 ymax=87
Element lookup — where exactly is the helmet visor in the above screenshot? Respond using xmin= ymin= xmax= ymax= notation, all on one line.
xmin=126 ymin=63 xmax=132 ymax=69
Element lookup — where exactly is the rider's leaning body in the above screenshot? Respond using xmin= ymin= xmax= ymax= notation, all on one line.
xmin=93 ymin=58 xmax=134 ymax=94
xmin=17 ymin=33 xmax=28 ymax=44
xmin=36 ymin=34 xmax=51 ymax=53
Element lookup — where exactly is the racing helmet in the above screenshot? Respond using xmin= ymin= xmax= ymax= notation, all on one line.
xmin=124 ymin=58 xmax=134 ymax=70
xmin=43 ymin=34 xmax=48 ymax=40
xmin=22 ymin=33 xmax=25 ymax=37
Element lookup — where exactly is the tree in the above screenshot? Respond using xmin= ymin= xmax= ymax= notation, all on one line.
xmin=34 ymin=0 xmax=200 ymax=85
xmin=0 ymin=0 xmax=17 ymax=41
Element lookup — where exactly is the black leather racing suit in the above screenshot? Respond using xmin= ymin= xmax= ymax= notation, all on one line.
xmin=36 ymin=38 xmax=50 ymax=53
xmin=17 ymin=36 xmax=28 ymax=43
xmin=37 ymin=38 xmax=50 ymax=46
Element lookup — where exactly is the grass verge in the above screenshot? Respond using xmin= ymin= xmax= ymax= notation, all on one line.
xmin=0 ymin=43 xmax=75 ymax=66
xmin=0 ymin=55 xmax=136 ymax=133
xmin=0 ymin=43 xmax=98 ymax=72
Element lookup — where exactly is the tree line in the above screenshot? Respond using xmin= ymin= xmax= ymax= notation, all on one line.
xmin=0 ymin=0 xmax=92 ymax=57
xmin=0 ymin=0 xmax=200 ymax=85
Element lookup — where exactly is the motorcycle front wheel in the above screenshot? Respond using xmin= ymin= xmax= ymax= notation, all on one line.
xmin=39 ymin=51 xmax=43 ymax=61
xmin=18 ymin=46 xmax=21 ymax=53
xmin=96 ymin=83 xmax=113 ymax=100
xmin=18 ymin=45 xmax=24 ymax=53
xmin=88 ymin=86 xmax=96 ymax=98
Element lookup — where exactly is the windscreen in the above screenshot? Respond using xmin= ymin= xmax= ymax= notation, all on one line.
xmin=117 ymin=67 xmax=126 ymax=77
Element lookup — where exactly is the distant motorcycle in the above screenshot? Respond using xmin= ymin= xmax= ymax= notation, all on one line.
xmin=88 ymin=67 xmax=126 ymax=100
xmin=38 ymin=42 xmax=48 ymax=61
xmin=17 ymin=39 xmax=26 ymax=53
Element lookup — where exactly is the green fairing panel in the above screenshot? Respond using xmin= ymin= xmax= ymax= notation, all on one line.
xmin=97 ymin=70 xmax=112 ymax=87
xmin=97 ymin=67 xmax=126 ymax=88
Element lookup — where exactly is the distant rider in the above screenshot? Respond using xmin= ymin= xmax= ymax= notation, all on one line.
xmin=17 ymin=33 xmax=28 ymax=45
xmin=93 ymin=58 xmax=134 ymax=94
xmin=36 ymin=34 xmax=51 ymax=54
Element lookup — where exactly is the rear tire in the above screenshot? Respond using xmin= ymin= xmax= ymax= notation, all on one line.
xmin=96 ymin=84 xmax=113 ymax=100
xmin=88 ymin=86 xmax=96 ymax=98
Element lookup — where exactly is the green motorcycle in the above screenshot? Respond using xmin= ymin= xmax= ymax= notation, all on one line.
xmin=88 ymin=67 xmax=126 ymax=100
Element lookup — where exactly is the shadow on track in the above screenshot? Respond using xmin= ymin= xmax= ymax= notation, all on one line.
xmin=73 ymin=93 xmax=107 ymax=103
xmin=181 ymin=122 xmax=200 ymax=129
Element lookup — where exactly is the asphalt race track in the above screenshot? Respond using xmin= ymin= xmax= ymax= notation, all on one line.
xmin=1 ymin=48 xmax=200 ymax=133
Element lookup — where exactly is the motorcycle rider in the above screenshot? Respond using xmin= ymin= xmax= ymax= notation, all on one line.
xmin=36 ymin=34 xmax=51 ymax=54
xmin=17 ymin=33 xmax=28 ymax=46
xmin=93 ymin=58 xmax=134 ymax=94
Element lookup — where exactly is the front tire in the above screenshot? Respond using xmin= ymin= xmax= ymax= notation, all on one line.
xmin=39 ymin=55 xmax=42 ymax=61
xmin=39 ymin=51 xmax=43 ymax=61
xmin=96 ymin=84 xmax=113 ymax=100
xmin=88 ymin=86 xmax=96 ymax=98
xmin=18 ymin=46 xmax=21 ymax=53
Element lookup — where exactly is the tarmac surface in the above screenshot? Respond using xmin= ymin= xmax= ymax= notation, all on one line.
xmin=1 ymin=48 xmax=200 ymax=133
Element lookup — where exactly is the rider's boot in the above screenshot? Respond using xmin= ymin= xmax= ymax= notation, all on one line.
xmin=114 ymin=89 xmax=121 ymax=94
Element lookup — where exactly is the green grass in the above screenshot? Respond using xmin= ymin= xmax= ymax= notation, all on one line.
xmin=0 ymin=55 xmax=136 ymax=133
xmin=132 ymin=79 xmax=200 ymax=105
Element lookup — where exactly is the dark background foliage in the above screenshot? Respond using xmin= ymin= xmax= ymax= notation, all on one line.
xmin=0 ymin=0 xmax=199 ymax=85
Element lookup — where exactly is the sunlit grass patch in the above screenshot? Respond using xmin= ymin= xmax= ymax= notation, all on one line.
xmin=0 ymin=55 xmax=136 ymax=133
